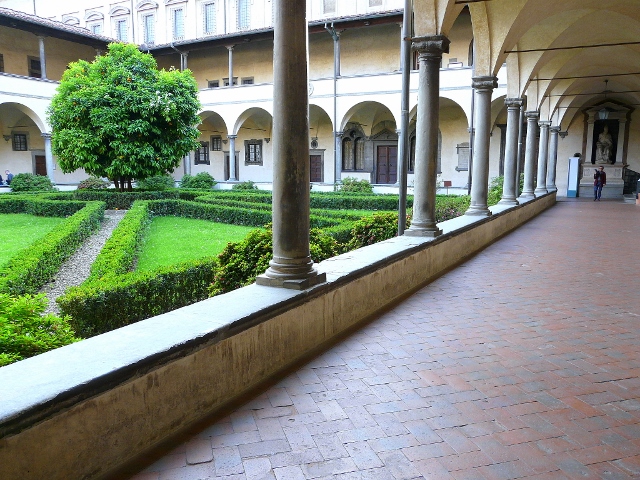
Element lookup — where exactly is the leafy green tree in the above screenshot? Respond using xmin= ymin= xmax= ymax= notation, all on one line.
xmin=48 ymin=43 xmax=201 ymax=191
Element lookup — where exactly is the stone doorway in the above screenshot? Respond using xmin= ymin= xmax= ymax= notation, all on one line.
xmin=34 ymin=155 xmax=46 ymax=176
xmin=376 ymin=145 xmax=397 ymax=184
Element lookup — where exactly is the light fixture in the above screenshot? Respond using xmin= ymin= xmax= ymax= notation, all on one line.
xmin=3 ymin=135 xmax=11 ymax=142
xmin=264 ymin=138 xmax=270 ymax=143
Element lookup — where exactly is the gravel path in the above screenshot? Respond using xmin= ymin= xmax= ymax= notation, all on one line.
xmin=41 ymin=210 xmax=127 ymax=315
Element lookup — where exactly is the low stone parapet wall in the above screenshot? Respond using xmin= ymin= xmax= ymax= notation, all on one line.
xmin=0 ymin=193 xmax=555 ymax=480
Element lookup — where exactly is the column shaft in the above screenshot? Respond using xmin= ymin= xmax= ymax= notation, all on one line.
xmin=42 ymin=133 xmax=54 ymax=182
xmin=499 ymin=98 xmax=523 ymax=205
xmin=546 ymin=126 xmax=560 ymax=192
xmin=519 ymin=111 xmax=539 ymax=199
xmin=335 ymin=131 xmax=343 ymax=184
xmin=616 ymin=120 xmax=627 ymax=164
xmin=404 ymin=35 xmax=450 ymax=237
xmin=256 ymin=0 xmax=325 ymax=288
xmin=466 ymin=76 xmax=498 ymax=216
xmin=228 ymin=135 xmax=237 ymax=181
xmin=227 ymin=46 xmax=234 ymax=85
xmin=535 ymin=121 xmax=551 ymax=195
xmin=38 ymin=36 xmax=47 ymax=80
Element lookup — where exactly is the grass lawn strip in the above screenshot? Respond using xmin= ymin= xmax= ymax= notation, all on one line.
xmin=136 ymin=217 xmax=255 ymax=271
xmin=0 ymin=214 xmax=66 ymax=267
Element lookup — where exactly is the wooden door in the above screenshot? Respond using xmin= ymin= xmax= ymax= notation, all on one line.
xmin=35 ymin=155 xmax=47 ymax=176
xmin=310 ymin=155 xmax=322 ymax=182
xmin=376 ymin=146 xmax=397 ymax=184
xmin=224 ymin=152 xmax=239 ymax=181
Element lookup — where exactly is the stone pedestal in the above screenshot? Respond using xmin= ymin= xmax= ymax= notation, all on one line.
xmin=578 ymin=164 xmax=625 ymax=199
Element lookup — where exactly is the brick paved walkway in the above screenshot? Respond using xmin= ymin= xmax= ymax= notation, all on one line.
xmin=128 ymin=199 xmax=640 ymax=480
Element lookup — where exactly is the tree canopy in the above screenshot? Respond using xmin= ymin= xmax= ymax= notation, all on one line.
xmin=48 ymin=43 xmax=201 ymax=190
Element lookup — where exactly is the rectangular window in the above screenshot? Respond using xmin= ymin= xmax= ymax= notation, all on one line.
xmin=223 ymin=77 xmax=238 ymax=86
xmin=210 ymin=136 xmax=222 ymax=151
xmin=237 ymin=0 xmax=250 ymax=30
xmin=369 ymin=0 xmax=383 ymax=6
xmin=456 ymin=142 xmax=470 ymax=171
xmin=323 ymin=0 xmax=336 ymax=14
xmin=241 ymin=77 xmax=254 ymax=85
xmin=116 ymin=19 xmax=128 ymax=41
xmin=0 ymin=54 xmax=4 ymax=73
xmin=172 ymin=8 xmax=185 ymax=40
xmin=143 ymin=14 xmax=155 ymax=45
xmin=208 ymin=79 xmax=220 ymax=88
xmin=195 ymin=141 xmax=210 ymax=164
xmin=244 ymin=139 xmax=263 ymax=165
xmin=203 ymin=2 xmax=216 ymax=35
xmin=89 ymin=22 xmax=103 ymax=35
xmin=28 ymin=56 xmax=41 ymax=78
xmin=12 ymin=134 xmax=27 ymax=151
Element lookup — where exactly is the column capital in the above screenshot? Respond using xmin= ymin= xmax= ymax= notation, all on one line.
xmin=227 ymin=134 xmax=237 ymax=139
xmin=538 ymin=120 xmax=552 ymax=128
xmin=41 ymin=132 xmax=52 ymax=139
xmin=472 ymin=76 xmax=498 ymax=91
xmin=412 ymin=35 xmax=450 ymax=57
xmin=549 ymin=125 xmax=561 ymax=133
xmin=225 ymin=45 xmax=235 ymax=51
xmin=524 ymin=111 xmax=540 ymax=120
xmin=335 ymin=131 xmax=344 ymax=138
xmin=505 ymin=97 xmax=524 ymax=108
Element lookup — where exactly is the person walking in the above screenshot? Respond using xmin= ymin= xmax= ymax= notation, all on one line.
xmin=594 ymin=166 xmax=606 ymax=201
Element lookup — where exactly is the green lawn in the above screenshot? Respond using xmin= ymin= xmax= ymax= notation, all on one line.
xmin=0 ymin=214 xmax=66 ymax=267
xmin=136 ymin=216 xmax=256 ymax=271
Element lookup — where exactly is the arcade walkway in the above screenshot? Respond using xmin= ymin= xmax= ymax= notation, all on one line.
xmin=127 ymin=198 xmax=640 ymax=480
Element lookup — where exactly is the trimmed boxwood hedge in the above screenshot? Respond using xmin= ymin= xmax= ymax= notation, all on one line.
xmin=0 ymin=198 xmax=105 ymax=295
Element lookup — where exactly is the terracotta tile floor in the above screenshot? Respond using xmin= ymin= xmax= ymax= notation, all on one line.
xmin=125 ymin=198 xmax=640 ymax=480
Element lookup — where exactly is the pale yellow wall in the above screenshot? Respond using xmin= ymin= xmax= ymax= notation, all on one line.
xmin=0 ymin=27 xmax=96 ymax=80
xmin=309 ymin=33 xmax=334 ymax=79
xmin=340 ymin=25 xmax=401 ymax=76
xmin=438 ymin=104 xmax=471 ymax=188
xmin=443 ymin=9 xmax=473 ymax=67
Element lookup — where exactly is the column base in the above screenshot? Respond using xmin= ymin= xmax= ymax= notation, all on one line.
xmin=498 ymin=197 xmax=519 ymax=206
xmin=518 ymin=192 xmax=536 ymax=200
xmin=256 ymin=270 xmax=326 ymax=290
xmin=546 ymin=185 xmax=557 ymax=192
xmin=465 ymin=205 xmax=492 ymax=217
xmin=534 ymin=188 xmax=548 ymax=195
xmin=404 ymin=226 xmax=442 ymax=238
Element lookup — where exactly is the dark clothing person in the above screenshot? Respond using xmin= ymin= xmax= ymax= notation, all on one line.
xmin=4 ymin=170 xmax=12 ymax=185
xmin=594 ymin=167 xmax=606 ymax=201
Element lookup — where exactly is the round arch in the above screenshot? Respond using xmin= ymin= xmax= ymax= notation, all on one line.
xmin=233 ymin=107 xmax=273 ymax=137
xmin=0 ymin=102 xmax=47 ymax=132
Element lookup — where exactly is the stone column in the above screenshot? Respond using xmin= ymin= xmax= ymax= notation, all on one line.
xmin=519 ymin=111 xmax=539 ymax=200
xmin=228 ymin=134 xmax=237 ymax=181
xmin=334 ymin=131 xmax=343 ymax=183
xmin=42 ymin=133 xmax=54 ymax=182
xmin=535 ymin=121 xmax=551 ymax=195
xmin=256 ymin=0 xmax=325 ymax=289
xmin=404 ymin=35 xmax=450 ymax=237
xmin=227 ymin=45 xmax=235 ymax=85
xmin=38 ymin=36 xmax=47 ymax=80
xmin=498 ymin=97 xmax=523 ymax=205
xmin=616 ymin=118 xmax=627 ymax=164
xmin=546 ymin=126 xmax=560 ymax=192
xmin=333 ymin=30 xmax=341 ymax=76
xmin=465 ymin=76 xmax=498 ymax=217
xmin=180 ymin=52 xmax=188 ymax=71
xmin=183 ymin=151 xmax=192 ymax=175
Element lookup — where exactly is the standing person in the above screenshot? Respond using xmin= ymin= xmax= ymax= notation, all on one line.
xmin=594 ymin=166 xmax=606 ymax=201
xmin=4 ymin=170 xmax=12 ymax=185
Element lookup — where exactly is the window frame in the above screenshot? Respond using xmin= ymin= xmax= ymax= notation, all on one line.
xmin=244 ymin=139 xmax=263 ymax=166
xmin=237 ymin=0 xmax=250 ymax=30
xmin=323 ymin=0 xmax=336 ymax=14
xmin=142 ymin=13 xmax=155 ymax=45
xmin=12 ymin=133 xmax=28 ymax=151
xmin=208 ymin=79 xmax=220 ymax=88
xmin=210 ymin=136 xmax=222 ymax=151
xmin=27 ymin=56 xmax=41 ymax=78
xmin=195 ymin=141 xmax=210 ymax=165
xmin=223 ymin=77 xmax=238 ymax=86
xmin=241 ymin=77 xmax=254 ymax=85
xmin=171 ymin=6 xmax=186 ymax=41
xmin=114 ymin=17 xmax=129 ymax=42
xmin=202 ymin=1 xmax=217 ymax=36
